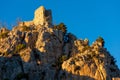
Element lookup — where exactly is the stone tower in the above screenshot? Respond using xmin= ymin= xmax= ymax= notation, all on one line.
xmin=33 ymin=6 xmax=52 ymax=26
xmin=18 ymin=6 xmax=52 ymax=27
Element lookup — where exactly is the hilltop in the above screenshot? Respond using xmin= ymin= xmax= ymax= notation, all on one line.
xmin=0 ymin=6 xmax=120 ymax=80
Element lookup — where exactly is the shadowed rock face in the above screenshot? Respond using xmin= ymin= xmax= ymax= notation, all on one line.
xmin=0 ymin=6 xmax=120 ymax=80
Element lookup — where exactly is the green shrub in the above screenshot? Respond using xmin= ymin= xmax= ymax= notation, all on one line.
xmin=14 ymin=44 xmax=26 ymax=53
xmin=53 ymin=23 xmax=67 ymax=34
xmin=82 ymin=45 xmax=91 ymax=52
xmin=96 ymin=36 xmax=105 ymax=47
xmin=96 ymin=36 xmax=104 ymax=42
xmin=22 ymin=25 xmax=31 ymax=31
xmin=58 ymin=55 xmax=67 ymax=63
xmin=74 ymin=66 xmax=80 ymax=71
xmin=0 ymin=32 xmax=9 ymax=39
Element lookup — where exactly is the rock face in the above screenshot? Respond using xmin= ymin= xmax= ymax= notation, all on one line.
xmin=0 ymin=6 xmax=120 ymax=80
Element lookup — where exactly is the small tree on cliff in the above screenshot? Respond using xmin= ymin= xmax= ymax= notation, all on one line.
xmin=96 ymin=36 xmax=105 ymax=47
xmin=53 ymin=23 xmax=67 ymax=34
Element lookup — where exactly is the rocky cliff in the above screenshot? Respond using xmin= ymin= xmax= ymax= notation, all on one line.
xmin=0 ymin=6 xmax=120 ymax=80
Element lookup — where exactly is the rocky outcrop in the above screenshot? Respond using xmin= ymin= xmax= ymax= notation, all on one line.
xmin=62 ymin=38 xmax=120 ymax=80
xmin=0 ymin=6 xmax=120 ymax=80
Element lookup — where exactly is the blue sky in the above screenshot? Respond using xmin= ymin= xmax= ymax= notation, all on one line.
xmin=0 ymin=0 xmax=120 ymax=68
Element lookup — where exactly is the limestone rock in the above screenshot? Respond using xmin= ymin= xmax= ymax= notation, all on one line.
xmin=35 ymin=26 xmax=64 ymax=64
xmin=25 ymin=31 xmax=38 ymax=49
xmin=19 ymin=47 xmax=33 ymax=62
xmin=62 ymin=39 xmax=120 ymax=80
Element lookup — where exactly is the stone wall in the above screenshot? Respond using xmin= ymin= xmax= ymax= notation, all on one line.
xmin=18 ymin=21 xmax=34 ymax=26
xmin=33 ymin=6 xmax=52 ymax=26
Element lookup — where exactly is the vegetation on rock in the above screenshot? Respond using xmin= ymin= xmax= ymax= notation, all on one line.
xmin=96 ymin=36 xmax=105 ymax=47
xmin=53 ymin=23 xmax=67 ymax=34
xmin=21 ymin=25 xmax=31 ymax=31
xmin=0 ymin=28 xmax=9 ymax=39
xmin=0 ymin=32 xmax=9 ymax=39
xmin=14 ymin=43 xmax=26 ymax=53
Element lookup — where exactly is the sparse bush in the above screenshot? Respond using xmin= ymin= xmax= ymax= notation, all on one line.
xmin=90 ymin=52 xmax=97 ymax=58
xmin=82 ymin=45 xmax=91 ymax=52
xmin=22 ymin=25 xmax=31 ymax=31
xmin=53 ymin=23 xmax=67 ymax=34
xmin=96 ymin=36 xmax=105 ymax=47
xmin=74 ymin=65 xmax=80 ymax=71
xmin=85 ymin=54 xmax=92 ymax=61
xmin=14 ymin=44 xmax=26 ymax=53
xmin=59 ymin=55 xmax=67 ymax=63
xmin=0 ymin=32 xmax=9 ymax=39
